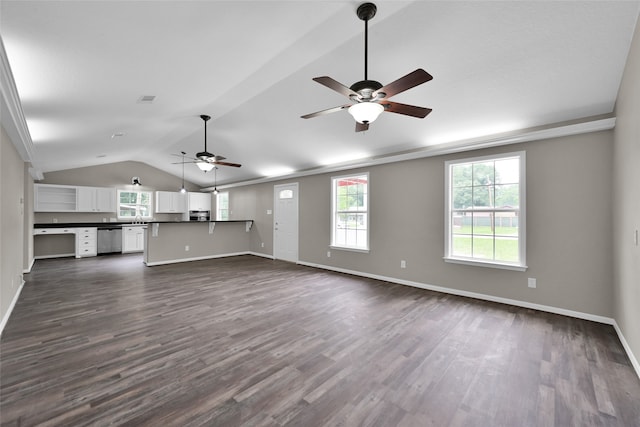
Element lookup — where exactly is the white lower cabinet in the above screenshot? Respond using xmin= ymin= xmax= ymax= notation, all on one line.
xmin=75 ymin=227 xmax=97 ymax=258
xmin=122 ymin=226 xmax=145 ymax=253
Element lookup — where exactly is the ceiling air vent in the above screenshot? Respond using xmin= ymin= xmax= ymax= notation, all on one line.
xmin=137 ymin=95 xmax=156 ymax=104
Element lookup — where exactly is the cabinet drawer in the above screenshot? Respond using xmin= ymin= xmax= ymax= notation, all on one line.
xmin=78 ymin=232 xmax=96 ymax=240
xmin=77 ymin=247 xmax=97 ymax=256
xmin=78 ymin=239 xmax=96 ymax=246
xmin=77 ymin=228 xmax=97 ymax=235
xmin=34 ymin=228 xmax=75 ymax=235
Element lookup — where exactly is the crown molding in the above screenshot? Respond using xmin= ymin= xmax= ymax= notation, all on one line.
xmin=0 ymin=36 xmax=37 ymax=167
xmin=203 ymin=114 xmax=616 ymax=191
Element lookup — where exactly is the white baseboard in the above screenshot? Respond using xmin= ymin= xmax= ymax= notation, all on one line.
xmin=296 ymin=261 xmax=640 ymax=380
xmin=145 ymin=251 xmax=256 ymax=266
xmin=0 ymin=278 xmax=25 ymax=337
xmin=247 ymin=251 xmax=275 ymax=260
xmin=298 ymin=260 xmax=614 ymax=324
xmin=34 ymin=253 xmax=75 ymax=260
xmin=613 ymin=321 xmax=640 ymax=380
xmin=23 ymin=257 xmax=35 ymax=274
xmin=145 ymin=251 xmax=276 ymax=266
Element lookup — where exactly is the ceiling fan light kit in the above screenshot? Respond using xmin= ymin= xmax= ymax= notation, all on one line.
xmin=348 ymin=102 xmax=384 ymax=124
xmin=301 ymin=2 xmax=433 ymax=131
xmin=197 ymin=161 xmax=215 ymax=172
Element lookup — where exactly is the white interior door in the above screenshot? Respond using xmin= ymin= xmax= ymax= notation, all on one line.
xmin=273 ymin=183 xmax=298 ymax=262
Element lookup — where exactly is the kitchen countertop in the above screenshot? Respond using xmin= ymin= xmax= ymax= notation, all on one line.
xmin=34 ymin=222 xmax=138 ymax=229
xmin=34 ymin=220 xmax=252 ymax=228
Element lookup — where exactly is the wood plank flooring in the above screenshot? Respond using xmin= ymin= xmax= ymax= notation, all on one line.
xmin=1 ymin=254 xmax=639 ymax=426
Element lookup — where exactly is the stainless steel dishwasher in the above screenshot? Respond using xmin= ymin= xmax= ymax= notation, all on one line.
xmin=97 ymin=227 xmax=122 ymax=254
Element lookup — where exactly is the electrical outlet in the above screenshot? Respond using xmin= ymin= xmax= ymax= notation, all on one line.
xmin=185 ymin=245 xmax=190 ymax=251
xmin=261 ymin=242 xmax=265 ymax=248
xmin=267 ymin=209 xmax=272 ymax=215
xmin=401 ymin=260 xmax=406 ymax=268
xmin=528 ymin=278 xmax=537 ymax=288
xmin=327 ymin=251 xmax=331 ymax=258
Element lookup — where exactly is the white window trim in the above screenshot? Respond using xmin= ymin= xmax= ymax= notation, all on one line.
xmin=331 ymin=172 xmax=370 ymax=253
xmin=216 ymin=191 xmax=229 ymax=221
xmin=444 ymin=151 xmax=527 ymax=270
xmin=117 ymin=189 xmax=154 ymax=220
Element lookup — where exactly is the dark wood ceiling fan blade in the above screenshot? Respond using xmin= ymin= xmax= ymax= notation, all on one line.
xmin=373 ymin=69 xmax=433 ymax=99
xmin=382 ymin=101 xmax=432 ymax=118
xmin=355 ymin=122 xmax=369 ymax=132
xmin=313 ymin=76 xmax=359 ymax=98
xmin=213 ymin=160 xmax=241 ymax=168
xmin=301 ymin=105 xmax=350 ymax=119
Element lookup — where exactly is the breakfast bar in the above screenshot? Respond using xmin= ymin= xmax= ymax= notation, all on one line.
xmin=143 ymin=220 xmax=254 ymax=266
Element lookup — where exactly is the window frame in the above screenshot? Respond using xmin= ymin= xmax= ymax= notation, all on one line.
xmin=117 ymin=189 xmax=153 ymax=220
xmin=330 ymin=172 xmax=370 ymax=253
xmin=444 ymin=151 xmax=527 ymax=271
xmin=216 ymin=191 xmax=229 ymax=221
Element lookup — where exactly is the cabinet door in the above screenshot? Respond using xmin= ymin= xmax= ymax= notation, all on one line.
xmin=95 ymin=188 xmax=116 ymax=212
xmin=122 ymin=226 xmax=145 ymax=253
xmin=156 ymin=191 xmax=187 ymax=213
xmin=188 ymin=192 xmax=211 ymax=211
xmin=155 ymin=192 xmax=172 ymax=213
xmin=135 ymin=228 xmax=145 ymax=251
xmin=76 ymin=187 xmax=95 ymax=212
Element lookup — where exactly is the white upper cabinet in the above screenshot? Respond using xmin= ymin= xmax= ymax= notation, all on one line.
xmin=35 ymin=184 xmax=116 ymax=213
xmin=34 ymin=184 xmax=77 ymax=212
xmin=188 ymin=192 xmax=211 ymax=211
xmin=77 ymin=186 xmax=116 ymax=212
xmin=155 ymin=191 xmax=187 ymax=213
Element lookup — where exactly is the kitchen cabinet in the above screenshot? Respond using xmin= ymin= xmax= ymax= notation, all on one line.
xmin=77 ymin=187 xmax=116 ymax=212
xmin=188 ymin=192 xmax=211 ymax=211
xmin=34 ymin=184 xmax=77 ymax=212
xmin=75 ymin=227 xmax=97 ymax=258
xmin=122 ymin=226 xmax=145 ymax=253
xmin=155 ymin=191 xmax=187 ymax=213
xmin=35 ymin=184 xmax=115 ymax=212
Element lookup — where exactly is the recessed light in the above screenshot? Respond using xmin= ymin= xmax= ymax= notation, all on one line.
xmin=137 ymin=95 xmax=156 ymax=104
xmin=111 ymin=132 xmax=125 ymax=138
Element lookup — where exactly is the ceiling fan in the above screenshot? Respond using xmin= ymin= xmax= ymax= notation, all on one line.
xmin=301 ymin=2 xmax=433 ymax=132
xmin=172 ymin=115 xmax=241 ymax=171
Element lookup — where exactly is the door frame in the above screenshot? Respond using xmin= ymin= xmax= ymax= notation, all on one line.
xmin=273 ymin=182 xmax=299 ymax=262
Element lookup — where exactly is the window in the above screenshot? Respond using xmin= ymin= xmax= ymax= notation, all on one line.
xmin=331 ymin=173 xmax=369 ymax=251
xmin=445 ymin=151 xmax=526 ymax=270
xmin=216 ymin=192 xmax=229 ymax=220
xmin=118 ymin=190 xmax=153 ymax=219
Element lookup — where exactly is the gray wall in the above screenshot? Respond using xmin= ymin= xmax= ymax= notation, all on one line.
xmin=229 ymin=131 xmax=614 ymax=318
xmin=1 ymin=124 xmax=26 ymax=325
xmin=613 ymin=15 xmax=640 ymax=369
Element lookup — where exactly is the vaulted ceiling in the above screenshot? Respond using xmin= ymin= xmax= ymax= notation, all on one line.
xmin=2 ymin=1 xmax=638 ymax=188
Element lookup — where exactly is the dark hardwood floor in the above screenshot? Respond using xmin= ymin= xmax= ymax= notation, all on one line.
xmin=1 ymin=254 xmax=639 ymax=426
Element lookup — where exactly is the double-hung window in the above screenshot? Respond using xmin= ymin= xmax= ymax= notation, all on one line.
xmin=331 ymin=173 xmax=369 ymax=251
xmin=216 ymin=192 xmax=229 ymax=220
xmin=444 ymin=151 xmax=526 ymax=270
xmin=117 ymin=190 xmax=153 ymax=220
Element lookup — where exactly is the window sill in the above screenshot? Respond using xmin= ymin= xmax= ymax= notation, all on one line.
xmin=443 ymin=257 xmax=527 ymax=272
xmin=330 ymin=245 xmax=370 ymax=254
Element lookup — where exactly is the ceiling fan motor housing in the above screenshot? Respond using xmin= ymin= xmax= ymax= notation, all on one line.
xmin=350 ymin=79 xmax=385 ymax=101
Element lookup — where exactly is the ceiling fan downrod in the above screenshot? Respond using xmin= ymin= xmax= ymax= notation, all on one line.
xmin=357 ymin=2 xmax=377 ymax=82
xmin=200 ymin=114 xmax=211 ymax=153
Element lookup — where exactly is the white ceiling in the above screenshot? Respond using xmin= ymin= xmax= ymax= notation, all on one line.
xmin=2 ymin=1 xmax=639 ymax=188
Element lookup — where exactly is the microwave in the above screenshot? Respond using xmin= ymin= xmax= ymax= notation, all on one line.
xmin=189 ymin=210 xmax=210 ymax=221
